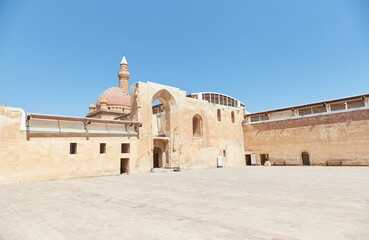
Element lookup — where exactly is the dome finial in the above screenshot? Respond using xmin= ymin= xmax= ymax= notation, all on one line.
xmin=120 ymin=56 xmax=128 ymax=65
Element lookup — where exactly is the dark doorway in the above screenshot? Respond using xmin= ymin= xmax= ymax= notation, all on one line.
xmin=245 ymin=154 xmax=252 ymax=165
xmin=301 ymin=152 xmax=310 ymax=166
xmin=120 ymin=158 xmax=129 ymax=174
xmin=260 ymin=154 xmax=268 ymax=166
xmin=153 ymin=147 xmax=162 ymax=168
xmin=153 ymin=153 xmax=159 ymax=168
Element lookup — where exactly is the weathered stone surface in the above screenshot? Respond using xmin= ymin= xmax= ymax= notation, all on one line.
xmin=244 ymin=109 xmax=369 ymax=166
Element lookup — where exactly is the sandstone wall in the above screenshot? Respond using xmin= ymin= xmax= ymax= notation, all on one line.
xmin=243 ymin=109 xmax=369 ymax=166
xmin=131 ymin=82 xmax=245 ymax=172
xmin=0 ymin=106 xmax=137 ymax=184
xmin=180 ymin=97 xmax=245 ymax=169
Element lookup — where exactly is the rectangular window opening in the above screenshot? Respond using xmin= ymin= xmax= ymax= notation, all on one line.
xmin=347 ymin=99 xmax=365 ymax=109
xmin=250 ymin=116 xmax=260 ymax=122
xmin=298 ymin=107 xmax=312 ymax=116
xmin=70 ymin=143 xmax=77 ymax=154
xmin=312 ymin=105 xmax=327 ymax=114
xmin=100 ymin=143 xmax=106 ymax=154
xmin=121 ymin=143 xmax=130 ymax=153
xmin=330 ymin=102 xmax=346 ymax=111
xmin=259 ymin=114 xmax=269 ymax=121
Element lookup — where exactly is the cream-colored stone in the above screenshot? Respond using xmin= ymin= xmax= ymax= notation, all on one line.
xmin=243 ymin=112 xmax=369 ymax=166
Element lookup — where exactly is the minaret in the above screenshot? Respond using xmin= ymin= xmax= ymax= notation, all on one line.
xmin=118 ymin=56 xmax=130 ymax=94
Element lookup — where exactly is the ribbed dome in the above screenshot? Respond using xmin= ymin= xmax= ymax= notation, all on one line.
xmin=96 ymin=87 xmax=130 ymax=108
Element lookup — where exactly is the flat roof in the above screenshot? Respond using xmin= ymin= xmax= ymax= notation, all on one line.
xmin=188 ymin=92 xmax=245 ymax=106
xmin=245 ymin=93 xmax=369 ymax=117
xmin=27 ymin=113 xmax=142 ymax=126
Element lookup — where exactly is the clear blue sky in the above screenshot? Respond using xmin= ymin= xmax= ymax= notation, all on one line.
xmin=0 ymin=0 xmax=368 ymax=116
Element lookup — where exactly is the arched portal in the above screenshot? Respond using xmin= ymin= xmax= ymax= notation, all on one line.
xmin=301 ymin=152 xmax=310 ymax=166
xmin=151 ymin=89 xmax=177 ymax=169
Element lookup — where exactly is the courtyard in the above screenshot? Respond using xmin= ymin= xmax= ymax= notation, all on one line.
xmin=0 ymin=167 xmax=368 ymax=240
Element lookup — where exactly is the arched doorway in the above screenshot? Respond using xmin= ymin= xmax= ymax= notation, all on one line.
xmin=301 ymin=152 xmax=310 ymax=166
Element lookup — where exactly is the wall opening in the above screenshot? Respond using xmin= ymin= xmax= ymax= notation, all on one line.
xmin=152 ymin=98 xmax=167 ymax=137
xmin=153 ymin=139 xmax=168 ymax=168
xmin=260 ymin=154 xmax=268 ymax=165
xmin=100 ymin=143 xmax=106 ymax=154
xmin=245 ymin=154 xmax=252 ymax=165
xmin=217 ymin=109 xmax=221 ymax=121
xmin=153 ymin=147 xmax=163 ymax=168
xmin=223 ymin=150 xmax=226 ymax=157
xmin=151 ymin=89 xmax=176 ymax=168
xmin=70 ymin=143 xmax=77 ymax=154
xmin=120 ymin=158 xmax=129 ymax=174
xmin=121 ymin=143 xmax=130 ymax=153
xmin=192 ymin=114 xmax=203 ymax=137
xmin=231 ymin=111 xmax=235 ymax=123
xmin=301 ymin=152 xmax=310 ymax=166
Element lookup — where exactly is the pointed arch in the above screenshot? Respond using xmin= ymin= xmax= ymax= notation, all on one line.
xmin=151 ymin=89 xmax=177 ymax=113
xmin=151 ymin=89 xmax=177 ymax=137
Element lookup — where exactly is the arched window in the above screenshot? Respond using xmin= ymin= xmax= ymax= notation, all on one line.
xmin=217 ymin=109 xmax=221 ymax=122
xmin=231 ymin=111 xmax=235 ymax=123
xmin=193 ymin=114 xmax=203 ymax=137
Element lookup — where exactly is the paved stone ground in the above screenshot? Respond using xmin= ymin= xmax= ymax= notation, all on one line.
xmin=1 ymin=167 xmax=369 ymax=240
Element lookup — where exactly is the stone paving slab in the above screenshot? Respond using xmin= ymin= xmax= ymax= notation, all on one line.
xmin=1 ymin=167 xmax=369 ymax=240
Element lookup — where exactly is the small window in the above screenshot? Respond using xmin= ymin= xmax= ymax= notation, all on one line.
xmin=231 ymin=111 xmax=235 ymax=123
xmin=217 ymin=109 xmax=221 ymax=121
xmin=100 ymin=143 xmax=106 ymax=154
xmin=250 ymin=114 xmax=269 ymax=122
xmin=347 ymin=99 xmax=365 ymax=109
xmin=330 ymin=102 xmax=346 ymax=111
xmin=312 ymin=105 xmax=327 ymax=114
xmin=259 ymin=114 xmax=269 ymax=121
xmin=121 ymin=143 xmax=130 ymax=153
xmin=223 ymin=150 xmax=226 ymax=157
xmin=70 ymin=143 xmax=77 ymax=154
xmin=250 ymin=116 xmax=260 ymax=122
xmin=298 ymin=107 xmax=312 ymax=116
